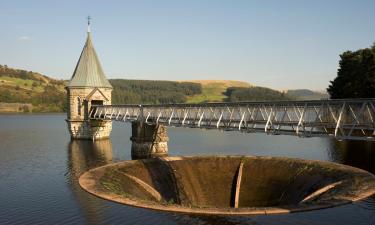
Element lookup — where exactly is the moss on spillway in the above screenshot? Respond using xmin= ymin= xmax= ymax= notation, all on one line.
xmin=79 ymin=156 xmax=375 ymax=215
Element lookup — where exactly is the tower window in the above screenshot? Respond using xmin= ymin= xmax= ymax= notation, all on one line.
xmin=91 ymin=100 xmax=104 ymax=106
xmin=77 ymin=97 xmax=81 ymax=116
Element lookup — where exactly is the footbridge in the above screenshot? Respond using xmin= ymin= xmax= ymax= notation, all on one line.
xmin=66 ymin=25 xmax=374 ymax=158
xmin=90 ymin=98 xmax=375 ymax=142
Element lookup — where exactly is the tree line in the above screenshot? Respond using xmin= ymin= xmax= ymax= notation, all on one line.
xmin=110 ymin=79 xmax=202 ymax=104
xmin=224 ymin=86 xmax=292 ymax=102
xmin=328 ymin=44 xmax=375 ymax=98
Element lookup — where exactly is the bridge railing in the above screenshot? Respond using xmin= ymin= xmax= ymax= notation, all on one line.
xmin=89 ymin=99 xmax=375 ymax=141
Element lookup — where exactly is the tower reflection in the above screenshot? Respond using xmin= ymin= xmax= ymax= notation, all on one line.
xmin=68 ymin=139 xmax=113 ymax=177
xmin=67 ymin=139 xmax=113 ymax=225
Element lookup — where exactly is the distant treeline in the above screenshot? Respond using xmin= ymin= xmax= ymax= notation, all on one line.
xmin=224 ymin=86 xmax=292 ymax=102
xmin=0 ymin=64 xmax=325 ymax=113
xmin=110 ymin=79 xmax=202 ymax=104
xmin=286 ymin=89 xmax=328 ymax=100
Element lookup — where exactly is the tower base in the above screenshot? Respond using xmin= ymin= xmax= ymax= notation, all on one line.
xmin=66 ymin=119 xmax=112 ymax=140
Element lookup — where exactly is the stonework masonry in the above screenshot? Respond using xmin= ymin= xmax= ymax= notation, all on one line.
xmin=66 ymin=87 xmax=112 ymax=140
xmin=130 ymin=121 xmax=169 ymax=159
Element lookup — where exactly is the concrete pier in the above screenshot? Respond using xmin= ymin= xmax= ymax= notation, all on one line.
xmin=130 ymin=121 xmax=168 ymax=159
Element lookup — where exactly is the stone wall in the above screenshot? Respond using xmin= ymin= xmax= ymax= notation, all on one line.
xmin=130 ymin=121 xmax=169 ymax=159
xmin=67 ymin=87 xmax=112 ymax=120
xmin=66 ymin=87 xmax=112 ymax=140
xmin=67 ymin=120 xmax=112 ymax=140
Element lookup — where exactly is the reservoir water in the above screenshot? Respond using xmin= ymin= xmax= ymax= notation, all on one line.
xmin=0 ymin=114 xmax=375 ymax=225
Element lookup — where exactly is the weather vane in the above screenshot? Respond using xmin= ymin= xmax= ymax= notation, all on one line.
xmin=87 ymin=15 xmax=91 ymax=32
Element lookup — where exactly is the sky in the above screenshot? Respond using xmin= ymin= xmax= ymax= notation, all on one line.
xmin=0 ymin=0 xmax=374 ymax=90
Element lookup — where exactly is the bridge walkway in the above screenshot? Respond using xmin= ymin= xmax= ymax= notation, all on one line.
xmin=90 ymin=99 xmax=375 ymax=141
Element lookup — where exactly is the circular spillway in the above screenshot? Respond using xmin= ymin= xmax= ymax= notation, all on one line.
xmin=79 ymin=156 xmax=375 ymax=215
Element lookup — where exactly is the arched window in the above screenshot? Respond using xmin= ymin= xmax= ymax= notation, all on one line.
xmin=77 ymin=97 xmax=81 ymax=116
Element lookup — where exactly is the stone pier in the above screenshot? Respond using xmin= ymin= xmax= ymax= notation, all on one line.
xmin=130 ymin=121 xmax=168 ymax=159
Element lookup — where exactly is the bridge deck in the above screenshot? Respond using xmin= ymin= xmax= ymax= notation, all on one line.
xmin=89 ymin=99 xmax=375 ymax=141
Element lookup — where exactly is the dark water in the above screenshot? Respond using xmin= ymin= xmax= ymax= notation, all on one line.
xmin=0 ymin=114 xmax=375 ymax=225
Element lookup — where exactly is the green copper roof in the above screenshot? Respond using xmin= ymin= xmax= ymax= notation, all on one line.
xmin=67 ymin=32 xmax=112 ymax=88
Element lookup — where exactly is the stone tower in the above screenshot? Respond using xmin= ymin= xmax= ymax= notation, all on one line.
xmin=66 ymin=21 xmax=113 ymax=140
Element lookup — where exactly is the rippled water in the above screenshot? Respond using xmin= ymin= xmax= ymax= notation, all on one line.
xmin=0 ymin=114 xmax=374 ymax=225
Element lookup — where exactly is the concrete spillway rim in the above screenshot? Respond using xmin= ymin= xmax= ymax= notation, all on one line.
xmin=79 ymin=155 xmax=375 ymax=216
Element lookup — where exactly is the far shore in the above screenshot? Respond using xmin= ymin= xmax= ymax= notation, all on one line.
xmin=0 ymin=112 xmax=65 ymax=115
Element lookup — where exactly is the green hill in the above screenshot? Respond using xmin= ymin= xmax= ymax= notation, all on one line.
xmin=0 ymin=65 xmax=328 ymax=113
xmin=0 ymin=65 xmax=66 ymax=112
xmin=0 ymin=65 xmax=203 ymax=112
xmin=181 ymin=80 xmax=251 ymax=103
xmin=225 ymin=86 xmax=292 ymax=102
xmin=286 ymin=89 xmax=328 ymax=100
xmin=111 ymin=79 xmax=202 ymax=104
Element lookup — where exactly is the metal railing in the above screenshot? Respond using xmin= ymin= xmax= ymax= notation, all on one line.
xmin=89 ymin=99 xmax=375 ymax=141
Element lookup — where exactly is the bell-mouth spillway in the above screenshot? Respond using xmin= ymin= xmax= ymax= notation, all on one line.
xmin=79 ymin=156 xmax=375 ymax=215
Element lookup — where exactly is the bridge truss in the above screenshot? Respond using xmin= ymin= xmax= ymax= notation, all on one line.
xmin=90 ymin=99 xmax=375 ymax=141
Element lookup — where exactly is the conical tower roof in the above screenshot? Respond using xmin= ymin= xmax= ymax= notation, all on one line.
xmin=67 ymin=29 xmax=112 ymax=89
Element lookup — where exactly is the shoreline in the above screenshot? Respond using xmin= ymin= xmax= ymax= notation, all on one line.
xmin=0 ymin=112 xmax=65 ymax=115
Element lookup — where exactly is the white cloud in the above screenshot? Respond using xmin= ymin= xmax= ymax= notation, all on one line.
xmin=18 ymin=36 xmax=31 ymax=41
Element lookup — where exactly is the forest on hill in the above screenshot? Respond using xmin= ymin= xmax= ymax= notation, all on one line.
xmin=110 ymin=79 xmax=202 ymax=104
xmin=0 ymin=65 xmax=328 ymax=113
xmin=285 ymin=89 xmax=328 ymax=100
xmin=0 ymin=65 xmax=203 ymax=112
xmin=225 ymin=86 xmax=292 ymax=102
xmin=0 ymin=65 xmax=66 ymax=112
xmin=223 ymin=87 xmax=328 ymax=102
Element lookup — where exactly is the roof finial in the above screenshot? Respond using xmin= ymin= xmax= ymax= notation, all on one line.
xmin=87 ymin=15 xmax=91 ymax=33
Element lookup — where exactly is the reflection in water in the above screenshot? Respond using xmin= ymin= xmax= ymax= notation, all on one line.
xmin=67 ymin=139 xmax=113 ymax=225
xmin=169 ymin=214 xmax=260 ymax=225
xmin=327 ymin=140 xmax=375 ymax=174
xmin=327 ymin=139 xmax=375 ymax=213
xmin=3 ymin=114 xmax=375 ymax=225
xmin=68 ymin=139 xmax=113 ymax=177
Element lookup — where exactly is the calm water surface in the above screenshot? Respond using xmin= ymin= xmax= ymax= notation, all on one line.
xmin=0 ymin=114 xmax=375 ymax=225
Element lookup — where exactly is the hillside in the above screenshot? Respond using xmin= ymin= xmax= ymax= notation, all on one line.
xmin=182 ymin=80 xmax=251 ymax=103
xmin=0 ymin=65 xmax=205 ymax=112
xmin=110 ymin=79 xmax=202 ymax=104
xmin=0 ymin=65 xmax=329 ymax=113
xmin=225 ymin=86 xmax=292 ymax=102
xmin=286 ymin=89 xmax=329 ymax=100
xmin=182 ymin=81 xmax=327 ymax=102
xmin=0 ymin=65 xmax=66 ymax=112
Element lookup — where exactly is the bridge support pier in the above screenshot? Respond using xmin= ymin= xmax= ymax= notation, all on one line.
xmin=130 ymin=121 xmax=168 ymax=159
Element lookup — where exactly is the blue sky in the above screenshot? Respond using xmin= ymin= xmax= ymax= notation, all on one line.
xmin=0 ymin=0 xmax=374 ymax=90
